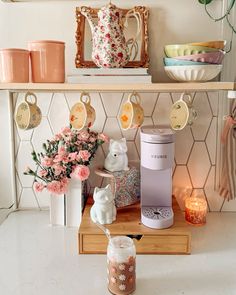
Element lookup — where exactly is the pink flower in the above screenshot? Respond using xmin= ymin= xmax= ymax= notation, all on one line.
xmin=53 ymin=133 xmax=62 ymax=141
xmin=117 ymin=52 xmax=123 ymax=58
xmin=47 ymin=179 xmax=68 ymax=195
xmin=34 ymin=182 xmax=45 ymax=193
xmin=39 ymin=169 xmax=48 ymax=177
xmin=70 ymin=165 xmax=90 ymax=181
xmin=89 ymin=136 xmax=96 ymax=143
xmin=79 ymin=150 xmax=91 ymax=162
xmin=53 ymin=147 xmax=68 ymax=163
xmin=53 ymin=154 xmax=65 ymax=163
xmin=68 ymin=152 xmax=77 ymax=162
xmin=61 ymin=127 xmax=71 ymax=136
xmin=58 ymin=146 xmax=66 ymax=156
xmin=98 ymin=133 xmax=109 ymax=143
xmin=78 ymin=131 xmax=90 ymax=141
xmin=53 ymin=164 xmax=65 ymax=176
xmin=41 ymin=156 xmax=53 ymax=167
xmin=61 ymin=177 xmax=69 ymax=186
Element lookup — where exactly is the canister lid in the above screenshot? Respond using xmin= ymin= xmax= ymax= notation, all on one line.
xmin=0 ymin=48 xmax=29 ymax=53
xmin=28 ymin=40 xmax=65 ymax=45
xmin=141 ymin=125 xmax=175 ymax=143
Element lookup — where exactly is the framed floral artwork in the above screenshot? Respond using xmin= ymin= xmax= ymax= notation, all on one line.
xmin=75 ymin=6 xmax=149 ymax=68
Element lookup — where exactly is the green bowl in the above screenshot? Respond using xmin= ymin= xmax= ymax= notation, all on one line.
xmin=164 ymin=58 xmax=209 ymax=66
xmin=164 ymin=44 xmax=219 ymax=58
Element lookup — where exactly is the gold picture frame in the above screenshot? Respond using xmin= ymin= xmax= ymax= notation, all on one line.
xmin=75 ymin=6 xmax=149 ymax=68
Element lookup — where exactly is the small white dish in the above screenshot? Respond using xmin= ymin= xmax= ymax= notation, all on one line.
xmin=164 ymin=64 xmax=222 ymax=82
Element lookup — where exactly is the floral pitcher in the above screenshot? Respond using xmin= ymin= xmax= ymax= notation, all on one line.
xmin=80 ymin=4 xmax=141 ymax=68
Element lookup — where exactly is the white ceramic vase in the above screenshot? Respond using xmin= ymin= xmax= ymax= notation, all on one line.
xmin=50 ymin=179 xmax=85 ymax=227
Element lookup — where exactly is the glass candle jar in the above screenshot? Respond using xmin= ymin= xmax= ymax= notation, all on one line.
xmin=107 ymin=236 xmax=136 ymax=295
xmin=185 ymin=197 xmax=207 ymax=226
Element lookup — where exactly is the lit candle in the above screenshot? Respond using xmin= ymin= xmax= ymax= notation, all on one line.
xmin=185 ymin=197 xmax=207 ymax=226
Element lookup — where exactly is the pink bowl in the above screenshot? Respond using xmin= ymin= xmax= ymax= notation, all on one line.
xmin=175 ymin=51 xmax=225 ymax=64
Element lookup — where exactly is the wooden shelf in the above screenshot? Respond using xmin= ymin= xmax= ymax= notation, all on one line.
xmin=0 ymin=82 xmax=235 ymax=93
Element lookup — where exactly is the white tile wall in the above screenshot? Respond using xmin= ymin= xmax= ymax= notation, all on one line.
xmin=175 ymin=126 xmax=194 ymax=165
xmin=191 ymin=92 xmax=212 ymax=140
xmin=14 ymin=91 xmax=233 ymax=211
xmin=187 ymin=142 xmax=211 ymax=188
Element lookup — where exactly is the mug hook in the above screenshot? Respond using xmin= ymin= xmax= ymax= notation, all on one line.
xmin=80 ymin=92 xmax=91 ymax=104
xmin=25 ymin=92 xmax=37 ymax=105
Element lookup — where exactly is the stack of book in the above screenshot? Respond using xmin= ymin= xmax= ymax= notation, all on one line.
xmin=67 ymin=68 xmax=152 ymax=84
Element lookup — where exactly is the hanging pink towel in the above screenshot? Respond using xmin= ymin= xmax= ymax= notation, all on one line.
xmin=219 ymin=101 xmax=236 ymax=200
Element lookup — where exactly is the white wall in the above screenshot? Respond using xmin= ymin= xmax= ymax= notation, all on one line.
xmin=1 ymin=0 xmax=236 ymax=213
xmin=0 ymin=0 xmax=223 ymax=81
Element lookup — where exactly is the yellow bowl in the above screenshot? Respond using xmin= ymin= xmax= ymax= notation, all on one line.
xmin=189 ymin=40 xmax=226 ymax=50
xmin=164 ymin=44 xmax=219 ymax=58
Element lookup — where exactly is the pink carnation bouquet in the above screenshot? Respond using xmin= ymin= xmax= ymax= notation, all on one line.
xmin=24 ymin=127 xmax=109 ymax=195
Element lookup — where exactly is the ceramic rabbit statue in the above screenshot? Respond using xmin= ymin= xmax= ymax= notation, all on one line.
xmin=80 ymin=4 xmax=141 ymax=68
xmin=104 ymin=138 xmax=129 ymax=172
xmin=90 ymin=184 xmax=116 ymax=225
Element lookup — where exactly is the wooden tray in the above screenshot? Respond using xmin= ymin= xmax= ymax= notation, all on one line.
xmin=78 ymin=198 xmax=191 ymax=255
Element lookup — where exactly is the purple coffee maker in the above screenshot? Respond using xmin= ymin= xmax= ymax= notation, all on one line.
xmin=140 ymin=125 xmax=175 ymax=229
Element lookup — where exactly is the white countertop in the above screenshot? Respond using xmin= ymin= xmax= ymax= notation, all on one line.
xmin=0 ymin=210 xmax=236 ymax=295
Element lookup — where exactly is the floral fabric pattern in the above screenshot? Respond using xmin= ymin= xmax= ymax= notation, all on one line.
xmin=112 ymin=166 xmax=140 ymax=208
xmin=91 ymin=4 xmax=130 ymax=68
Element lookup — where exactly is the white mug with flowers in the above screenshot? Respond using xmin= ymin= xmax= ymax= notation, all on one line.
xmin=24 ymin=126 xmax=109 ymax=226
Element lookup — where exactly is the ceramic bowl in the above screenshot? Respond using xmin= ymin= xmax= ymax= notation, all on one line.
xmin=164 ymin=65 xmax=222 ymax=82
xmin=174 ymin=51 xmax=225 ymax=64
xmin=189 ymin=40 xmax=226 ymax=50
xmin=164 ymin=58 xmax=208 ymax=66
xmin=164 ymin=44 xmax=219 ymax=58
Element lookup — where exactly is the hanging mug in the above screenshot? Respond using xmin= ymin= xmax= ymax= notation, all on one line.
xmin=169 ymin=93 xmax=197 ymax=130
xmin=15 ymin=92 xmax=42 ymax=130
xmin=119 ymin=92 xmax=144 ymax=130
xmin=70 ymin=92 xmax=96 ymax=130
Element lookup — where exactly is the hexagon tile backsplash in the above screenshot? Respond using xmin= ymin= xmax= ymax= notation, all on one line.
xmin=14 ymin=91 xmax=236 ymax=212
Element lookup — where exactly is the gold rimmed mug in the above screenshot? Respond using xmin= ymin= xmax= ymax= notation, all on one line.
xmin=70 ymin=92 xmax=96 ymax=130
xmin=170 ymin=93 xmax=197 ymax=130
xmin=119 ymin=92 xmax=144 ymax=130
xmin=15 ymin=92 xmax=42 ymax=130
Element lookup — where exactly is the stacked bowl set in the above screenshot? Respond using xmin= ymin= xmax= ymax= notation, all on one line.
xmin=164 ymin=40 xmax=226 ymax=82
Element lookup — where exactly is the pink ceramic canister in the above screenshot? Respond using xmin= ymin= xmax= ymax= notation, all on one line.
xmin=28 ymin=40 xmax=65 ymax=83
xmin=0 ymin=49 xmax=30 ymax=83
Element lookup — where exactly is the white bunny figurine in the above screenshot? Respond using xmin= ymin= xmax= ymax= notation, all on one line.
xmin=90 ymin=184 xmax=116 ymax=225
xmin=104 ymin=138 xmax=129 ymax=172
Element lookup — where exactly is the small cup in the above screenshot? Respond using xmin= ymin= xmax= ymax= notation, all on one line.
xmin=169 ymin=93 xmax=197 ymax=130
xmin=15 ymin=92 xmax=42 ymax=130
xmin=119 ymin=92 xmax=144 ymax=130
xmin=70 ymin=92 xmax=96 ymax=130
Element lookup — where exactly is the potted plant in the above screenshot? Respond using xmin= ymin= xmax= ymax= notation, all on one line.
xmin=198 ymin=0 xmax=236 ymax=50
xmin=24 ymin=126 xmax=108 ymax=226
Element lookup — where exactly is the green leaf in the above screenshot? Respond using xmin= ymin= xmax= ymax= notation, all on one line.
xmin=198 ymin=0 xmax=213 ymax=4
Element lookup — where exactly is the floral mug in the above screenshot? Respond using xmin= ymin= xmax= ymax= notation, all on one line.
xmin=119 ymin=92 xmax=144 ymax=130
xmin=70 ymin=92 xmax=96 ymax=130
xmin=15 ymin=92 xmax=42 ymax=130
xmin=169 ymin=93 xmax=197 ymax=130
